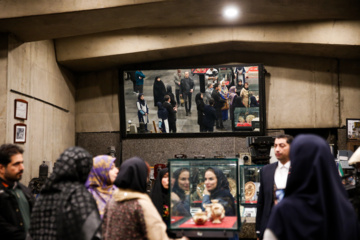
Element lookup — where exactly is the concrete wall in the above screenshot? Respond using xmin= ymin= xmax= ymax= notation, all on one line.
xmin=76 ymin=70 xmax=119 ymax=132
xmin=339 ymin=60 xmax=360 ymax=126
xmin=75 ymin=54 xmax=360 ymax=164
xmin=2 ymin=35 xmax=76 ymax=184
xmin=0 ymin=35 xmax=8 ymax=145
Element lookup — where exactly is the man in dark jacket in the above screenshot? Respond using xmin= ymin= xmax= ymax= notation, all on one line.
xmin=179 ymin=71 xmax=195 ymax=116
xmin=203 ymin=98 xmax=217 ymax=132
xmin=163 ymin=95 xmax=177 ymax=133
xmin=211 ymin=83 xmax=226 ymax=130
xmin=0 ymin=144 xmax=35 ymax=240
xmin=256 ymin=134 xmax=293 ymax=240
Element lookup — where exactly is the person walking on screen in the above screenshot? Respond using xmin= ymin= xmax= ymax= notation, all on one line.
xmin=135 ymin=70 xmax=146 ymax=94
xmin=179 ymin=71 xmax=194 ymax=116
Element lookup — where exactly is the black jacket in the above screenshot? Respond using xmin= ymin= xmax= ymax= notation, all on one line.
xmin=203 ymin=104 xmax=217 ymax=128
xmin=179 ymin=77 xmax=194 ymax=94
xmin=0 ymin=178 xmax=35 ymax=240
xmin=163 ymin=101 xmax=176 ymax=123
xmin=211 ymin=90 xmax=226 ymax=109
xmin=256 ymin=162 xmax=278 ymax=239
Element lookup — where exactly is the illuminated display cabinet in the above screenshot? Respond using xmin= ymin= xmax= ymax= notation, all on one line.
xmin=239 ymin=165 xmax=263 ymax=218
xmin=168 ymin=158 xmax=240 ymax=238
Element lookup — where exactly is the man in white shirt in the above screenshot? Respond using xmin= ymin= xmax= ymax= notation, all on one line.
xmin=255 ymin=134 xmax=293 ymax=240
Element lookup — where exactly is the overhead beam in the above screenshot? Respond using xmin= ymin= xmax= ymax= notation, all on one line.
xmin=1 ymin=0 xmax=360 ymax=42
xmin=55 ymin=20 xmax=360 ymax=71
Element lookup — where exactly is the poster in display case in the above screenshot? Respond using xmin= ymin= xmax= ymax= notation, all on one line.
xmin=239 ymin=165 xmax=263 ymax=217
xmin=347 ymin=118 xmax=360 ymax=141
xmin=168 ymin=158 xmax=240 ymax=238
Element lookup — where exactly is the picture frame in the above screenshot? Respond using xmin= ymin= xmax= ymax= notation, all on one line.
xmin=14 ymin=123 xmax=26 ymax=143
xmin=346 ymin=118 xmax=360 ymax=141
xmin=14 ymin=99 xmax=28 ymax=120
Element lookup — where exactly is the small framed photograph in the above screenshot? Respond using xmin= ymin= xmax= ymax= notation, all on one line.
xmin=14 ymin=99 xmax=28 ymax=120
xmin=346 ymin=118 xmax=360 ymax=141
xmin=14 ymin=123 xmax=26 ymax=144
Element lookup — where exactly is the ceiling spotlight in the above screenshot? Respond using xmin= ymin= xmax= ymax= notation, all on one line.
xmin=223 ymin=6 xmax=239 ymax=19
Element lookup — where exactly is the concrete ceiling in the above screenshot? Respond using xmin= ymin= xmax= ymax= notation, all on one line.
xmin=1 ymin=0 xmax=360 ymax=71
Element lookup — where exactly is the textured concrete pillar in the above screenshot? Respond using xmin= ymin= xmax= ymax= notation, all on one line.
xmin=0 ymin=34 xmax=8 ymax=144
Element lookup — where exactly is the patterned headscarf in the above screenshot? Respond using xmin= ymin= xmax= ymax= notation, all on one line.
xmin=228 ymin=86 xmax=237 ymax=105
xmin=29 ymin=147 xmax=101 ymax=240
xmin=85 ymin=155 xmax=117 ymax=218
xmin=220 ymin=80 xmax=228 ymax=97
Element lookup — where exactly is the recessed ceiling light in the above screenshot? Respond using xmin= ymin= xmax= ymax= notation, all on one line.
xmin=223 ymin=6 xmax=239 ymax=19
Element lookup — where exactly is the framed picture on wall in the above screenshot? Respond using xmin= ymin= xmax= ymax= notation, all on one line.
xmin=346 ymin=118 xmax=360 ymax=141
xmin=14 ymin=99 xmax=28 ymax=120
xmin=14 ymin=123 xmax=26 ymax=143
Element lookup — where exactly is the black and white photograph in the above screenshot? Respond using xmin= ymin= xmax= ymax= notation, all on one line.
xmin=14 ymin=123 xmax=26 ymax=143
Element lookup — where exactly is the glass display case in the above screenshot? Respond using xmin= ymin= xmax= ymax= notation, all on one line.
xmin=239 ymin=165 xmax=263 ymax=217
xmin=169 ymin=158 xmax=240 ymax=238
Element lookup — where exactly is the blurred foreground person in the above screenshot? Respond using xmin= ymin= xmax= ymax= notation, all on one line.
xmin=264 ymin=134 xmax=360 ymax=240
xmin=29 ymin=147 xmax=101 ymax=240
xmin=102 ymin=157 xmax=188 ymax=240
xmin=85 ymin=155 xmax=119 ymax=218
xmin=0 ymin=144 xmax=35 ymax=240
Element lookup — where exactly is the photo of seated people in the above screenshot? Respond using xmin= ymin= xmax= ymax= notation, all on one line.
xmin=169 ymin=162 xmax=239 ymax=232
xmin=123 ymin=66 xmax=261 ymax=134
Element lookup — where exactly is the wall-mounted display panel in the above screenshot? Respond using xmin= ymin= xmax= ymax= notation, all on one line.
xmin=119 ymin=64 xmax=265 ymax=139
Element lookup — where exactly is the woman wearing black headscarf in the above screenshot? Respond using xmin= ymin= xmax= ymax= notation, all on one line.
xmin=195 ymin=92 xmax=205 ymax=132
xmin=102 ymin=157 xmax=175 ymax=240
xmin=171 ymin=168 xmax=191 ymax=217
xmin=157 ymin=102 xmax=169 ymax=133
xmin=202 ymin=167 xmax=236 ymax=216
xmin=166 ymin=85 xmax=177 ymax=108
xmin=153 ymin=76 xmax=166 ymax=107
xmin=137 ymin=93 xmax=149 ymax=131
xmin=150 ymin=168 xmax=170 ymax=225
xmin=264 ymin=134 xmax=360 ymax=240
xmin=29 ymin=147 xmax=101 ymax=240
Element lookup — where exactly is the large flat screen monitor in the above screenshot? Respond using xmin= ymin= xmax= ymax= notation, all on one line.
xmin=119 ymin=64 xmax=265 ymax=138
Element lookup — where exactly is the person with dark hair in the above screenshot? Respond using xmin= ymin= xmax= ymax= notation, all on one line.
xmin=0 ymin=144 xmax=35 ymax=240
xmin=173 ymin=69 xmax=183 ymax=107
xmin=153 ymin=76 xmax=166 ymax=107
xmin=203 ymin=98 xmax=217 ymax=132
xmin=256 ymin=134 xmax=293 ymax=240
xmin=127 ymin=71 xmax=137 ymax=93
xmin=202 ymin=167 xmax=236 ymax=216
xmin=195 ymin=92 xmax=205 ymax=132
xmin=228 ymin=86 xmax=237 ymax=121
xmin=211 ymin=83 xmax=226 ymax=130
xmin=135 ymin=70 xmax=146 ymax=94
xmin=171 ymin=168 xmax=191 ymax=217
xmin=137 ymin=93 xmax=149 ymax=132
xmin=179 ymin=71 xmax=195 ymax=116
xmin=249 ymin=95 xmax=259 ymax=107
xmin=204 ymin=83 xmax=213 ymax=104
xmin=85 ymin=155 xmax=119 ymax=218
xmin=150 ymin=168 xmax=170 ymax=226
xmin=102 ymin=157 xmax=185 ymax=240
xmin=264 ymin=134 xmax=360 ymax=240
xmin=166 ymin=85 xmax=177 ymax=108
xmin=157 ymin=102 xmax=169 ymax=133
xmin=163 ymin=95 xmax=177 ymax=133
xmin=205 ymin=68 xmax=218 ymax=84
xmin=29 ymin=147 xmax=101 ymax=240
